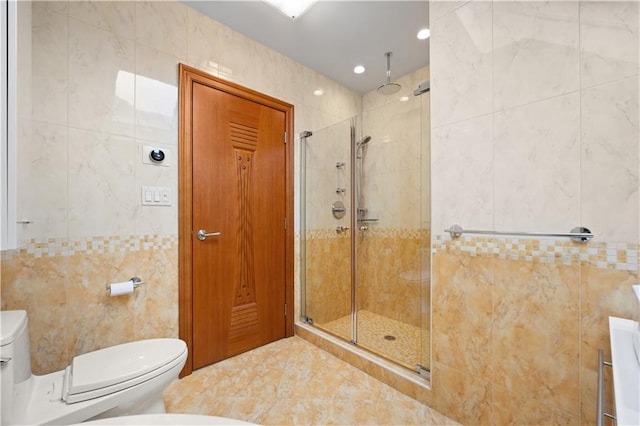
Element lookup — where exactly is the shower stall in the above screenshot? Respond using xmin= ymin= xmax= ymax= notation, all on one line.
xmin=300 ymin=76 xmax=431 ymax=375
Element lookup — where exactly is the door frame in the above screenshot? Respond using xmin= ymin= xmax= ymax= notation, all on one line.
xmin=178 ymin=64 xmax=295 ymax=377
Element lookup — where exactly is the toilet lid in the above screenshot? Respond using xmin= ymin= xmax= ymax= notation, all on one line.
xmin=66 ymin=339 xmax=186 ymax=397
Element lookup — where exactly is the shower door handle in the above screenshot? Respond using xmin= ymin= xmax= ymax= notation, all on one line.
xmin=197 ymin=230 xmax=221 ymax=241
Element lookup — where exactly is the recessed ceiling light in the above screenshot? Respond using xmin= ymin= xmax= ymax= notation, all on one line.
xmin=353 ymin=65 xmax=365 ymax=74
xmin=263 ymin=0 xmax=318 ymax=20
xmin=399 ymin=96 xmax=409 ymax=102
xmin=417 ymin=28 xmax=430 ymax=40
xmin=313 ymin=89 xmax=324 ymax=96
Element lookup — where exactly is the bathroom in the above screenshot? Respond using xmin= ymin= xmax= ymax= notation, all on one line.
xmin=1 ymin=0 xmax=639 ymax=425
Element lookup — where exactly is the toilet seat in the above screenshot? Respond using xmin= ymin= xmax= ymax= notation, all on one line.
xmin=62 ymin=339 xmax=187 ymax=404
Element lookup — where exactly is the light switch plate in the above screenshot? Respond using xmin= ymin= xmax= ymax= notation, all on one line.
xmin=141 ymin=186 xmax=171 ymax=206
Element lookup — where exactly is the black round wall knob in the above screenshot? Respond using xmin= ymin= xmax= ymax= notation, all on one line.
xmin=149 ymin=149 xmax=165 ymax=163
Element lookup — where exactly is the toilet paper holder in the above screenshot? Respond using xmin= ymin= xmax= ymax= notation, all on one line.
xmin=105 ymin=277 xmax=144 ymax=294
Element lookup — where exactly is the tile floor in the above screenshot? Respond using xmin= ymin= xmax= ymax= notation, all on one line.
xmin=164 ymin=336 xmax=456 ymax=425
xmin=317 ymin=310 xmax=428 ymax=370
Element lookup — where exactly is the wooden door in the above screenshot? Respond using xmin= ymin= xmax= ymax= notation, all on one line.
xmin=179 ymin=64 xmax=294 ymax=374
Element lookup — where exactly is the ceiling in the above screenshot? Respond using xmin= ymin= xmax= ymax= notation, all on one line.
xmin=182 ymin=1 xmax=430 ymax=95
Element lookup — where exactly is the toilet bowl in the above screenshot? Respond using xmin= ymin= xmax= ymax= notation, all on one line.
xmin=0 ymin=310 xmax=187 ymax=425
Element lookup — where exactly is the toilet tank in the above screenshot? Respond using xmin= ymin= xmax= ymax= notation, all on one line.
xmin=0 ymin=311 xmax=31 ymax=425
xmin=1 ymin=310 xmax=31 ymax=382
xmin=1 ymin=310 xmax=32 ymax=424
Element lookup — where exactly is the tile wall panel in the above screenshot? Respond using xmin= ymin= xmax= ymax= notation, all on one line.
xmin=581 ymin=76 xmax=639 ymax=244
xmin=493 ymin=1 xmax=579 ymax=111
xmin=135 ymin=1 xmax=187 ymax=60
xmin=431 ymin=115 xmax=493 ymax=235
xmin=32 ymin=2 xmax=68 ymax=126
xmin=580 ymin=1 xmax=640 ymax=89
xmin=429 ymin=0 xmax=640 ymax=423
xmin=431 ymin=252 xmax=492 ymax=380
xmin=134 ymin=44 xmax=180 ymax=146
xmin=18 ymin=122 xmax=68 ymax=242
xmin=430 ymin=0 xmax=492 ymax=127
xmin=494 ymin=93 xmax=581 ymax=232
xmin=67 ymin=129 xmax=136 ymax=239
xmin=68 ymin=18 xmax=136 ymax=137
xmin=492 ymin=259 xmax=580 ymax=415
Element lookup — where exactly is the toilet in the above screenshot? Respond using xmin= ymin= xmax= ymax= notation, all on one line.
xmin=0 ymin=310 xmax=187 ymax=425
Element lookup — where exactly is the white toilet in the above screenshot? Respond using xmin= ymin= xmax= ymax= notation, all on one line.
xmin=0 ymin=310 xmax=187 ymax=425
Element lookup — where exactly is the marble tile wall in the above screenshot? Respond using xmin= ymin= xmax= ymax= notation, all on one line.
xmin=304 ymin=228 xmax=429 ymax=330
xmin=1 ymin=0 xmax=361 ymax=374
xmin=1 ymin=236 xmax=178 ymax=374
xmin=303 ymin=231 xmax=351 ymax=327
xmin=429 ymin=1 xmax=640 ymax=424
xmin=357 ymin=229 xmax=428 ymax=328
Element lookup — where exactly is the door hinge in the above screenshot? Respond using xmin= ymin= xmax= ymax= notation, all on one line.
xmin=284 ymin=132 xmax=287 ymax=144
xmin=284 ymin=303 xmax=287 ymax=316
xmin=284 ymin=217 xmax=287 ymax=229
xmin=416 ymin=364 xmax=430 ymax=380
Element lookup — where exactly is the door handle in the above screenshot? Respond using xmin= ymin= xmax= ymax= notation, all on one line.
xmin=197 ymin=230 xmax=221 ymax=241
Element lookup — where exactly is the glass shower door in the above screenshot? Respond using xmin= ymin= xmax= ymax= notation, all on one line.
xmin=301 ymin=118 xmax=354 ymax=342
xmin=300 ymin=86 xmax=431 ymax=376
xmin=354 ymin=81 xmax=430 ymax=373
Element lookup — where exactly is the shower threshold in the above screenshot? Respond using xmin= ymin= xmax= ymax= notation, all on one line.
xmin=296 ymin=320 xmax=432 ymax=402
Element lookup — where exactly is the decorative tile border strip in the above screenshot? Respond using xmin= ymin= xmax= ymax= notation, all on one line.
xmin=305 ymin=229 xmax=351 ymax=240
xmin=1 ymin=235 xmax=178 ymax=260
xmin=305 ymin=228 xmax=426 ymax=240
xmin=432 ymin=234 xmax=639 ymax=271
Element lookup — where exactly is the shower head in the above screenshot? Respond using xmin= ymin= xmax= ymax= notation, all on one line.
xmin=356 ymin=136 xmax=372 ymax=159
xmin=377 ymin=52 xmax=401 ymax=96
xmin=357 ymin=136 xmax=372 ymax=146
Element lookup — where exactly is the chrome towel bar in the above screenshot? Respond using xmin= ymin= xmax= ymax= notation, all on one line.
xmin=597 ymin=349 xmax=616 ymax=426
xmin=444 ymin=224 xmax=594 ymax=243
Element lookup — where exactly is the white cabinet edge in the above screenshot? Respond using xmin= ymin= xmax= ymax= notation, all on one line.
xmin=609 ymin=316 xmax=640 ymax=426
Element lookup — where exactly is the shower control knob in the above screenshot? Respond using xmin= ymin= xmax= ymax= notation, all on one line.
xmin=335 ymin=226 xmax=349 ymax=234
xmin=359 ymin=225 xmax=369 ymax=232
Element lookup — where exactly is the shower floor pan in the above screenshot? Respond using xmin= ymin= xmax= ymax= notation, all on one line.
xmin=316 ymin=310 xmax=429 ymax=371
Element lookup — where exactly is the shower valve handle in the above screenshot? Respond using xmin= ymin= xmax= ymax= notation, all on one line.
xmin=335 ymin=226 xmax=349 ymax=234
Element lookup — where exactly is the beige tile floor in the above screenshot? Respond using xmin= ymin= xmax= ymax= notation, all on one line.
xmin=164 ymin=336 xmax=456 ymax=425
xmin=317 ymin=310 xmax=428 ymax=370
